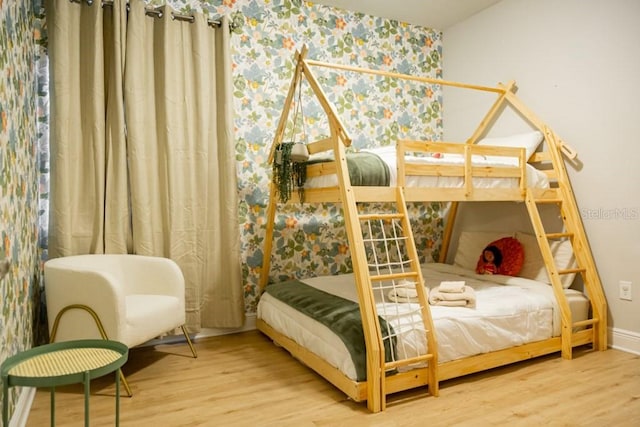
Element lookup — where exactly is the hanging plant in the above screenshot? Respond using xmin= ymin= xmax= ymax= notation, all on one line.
xmin=273 ymin=142 xmax=307 ymax=203
xmin=271 ymin=75 xmax=309 ymax=204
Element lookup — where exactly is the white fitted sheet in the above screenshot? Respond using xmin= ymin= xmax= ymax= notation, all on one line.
xmin=305 ymin=146 xmax=550 ymax=189
xmin=257 ymin=263 xmax=589 ymax=381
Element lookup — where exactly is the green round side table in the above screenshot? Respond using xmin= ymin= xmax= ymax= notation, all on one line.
xmin=1 ymin=339 xmax=129 ymax=427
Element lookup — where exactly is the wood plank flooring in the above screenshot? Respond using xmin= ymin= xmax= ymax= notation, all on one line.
xmin=25 ymin=331 xmax=640 ymax=426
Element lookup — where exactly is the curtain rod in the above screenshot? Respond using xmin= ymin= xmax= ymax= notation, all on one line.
xmin=70 ymin=0 xmax=227 ymax=28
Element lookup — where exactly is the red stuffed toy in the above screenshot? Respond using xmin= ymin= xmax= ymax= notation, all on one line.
xmin=476 ymin=237 xmax=524 ymax=276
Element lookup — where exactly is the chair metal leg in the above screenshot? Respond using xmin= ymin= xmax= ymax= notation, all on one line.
xmin=49 ymin=304 xmax=133 ymax=397
xmin=49 ymin=305 xmax=193 ymax=396
xmin=181 ymin=325 xmax=198 ymax=358
xmin=119 ymin=369 xmax=133 ymax=397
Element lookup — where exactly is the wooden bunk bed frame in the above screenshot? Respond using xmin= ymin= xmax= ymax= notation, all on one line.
xmin=257 ymin=46 xmax=607 ymax=413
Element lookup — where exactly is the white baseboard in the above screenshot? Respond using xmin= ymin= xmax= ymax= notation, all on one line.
xmin=609 ymin=326 xmax=640 ymax=355
xmin=144 ymin=313 xmax=258 ymax=346
xmin=194 ymin=312 xmax=258 ymax=340
xmin=9 ymin=387 xmax=35 ymax=427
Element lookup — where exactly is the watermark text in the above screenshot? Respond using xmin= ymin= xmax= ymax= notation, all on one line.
xmin=580 ymin=207 xmax=639 ymax=221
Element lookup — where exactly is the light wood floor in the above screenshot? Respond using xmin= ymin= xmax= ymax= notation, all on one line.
xmin=26 ymin=330 xmax=640 ymax=426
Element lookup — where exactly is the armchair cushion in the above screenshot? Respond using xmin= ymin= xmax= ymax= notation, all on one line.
xmin=125 ymin=295 xmax=182 ymax=346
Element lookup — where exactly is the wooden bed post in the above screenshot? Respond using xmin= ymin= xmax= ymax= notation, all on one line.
xmin=267 ymin=46 xmax=308 ymax=164
xmin=298 ymin=56 xmax=386 ymax=411
xmin=542 ymin=127 xmax=607 ymax=351
xmin=438 ymin=202 xmax=458 ymax=264
xmin=260 ymin=46 xmax=308 ymax=291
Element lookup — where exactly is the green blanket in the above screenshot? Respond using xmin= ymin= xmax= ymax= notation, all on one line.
xmin=308 ymin=151 xmax=390 ymax=186
xmin=264 ymin=279 xmax=396 ymax=381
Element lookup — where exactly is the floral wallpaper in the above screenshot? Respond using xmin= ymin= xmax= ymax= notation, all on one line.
xmin=0 ymin=0 xmax=43 ymax=418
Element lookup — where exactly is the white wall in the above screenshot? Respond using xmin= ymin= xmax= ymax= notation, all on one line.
xmin=442 ymin=0 xmax=640 ymax=343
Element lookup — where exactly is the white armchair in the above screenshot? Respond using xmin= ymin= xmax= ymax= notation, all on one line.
xmin=44 ymin=254 xmax=197 ymax=395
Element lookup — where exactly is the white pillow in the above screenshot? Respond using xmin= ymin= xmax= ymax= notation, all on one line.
xmin=453 ymin=230 xmax=578 ymax=288
xmin=515 ymin=232 xmax=577 ymax=288
xmin=477 ymin=130 xmax=544 ymax=160
xmin=453 ymin=231 xmax=515 ymax=271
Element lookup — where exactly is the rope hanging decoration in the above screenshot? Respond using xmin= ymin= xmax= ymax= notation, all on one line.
xmin=272 ymin=76 xmax=310 ymax=203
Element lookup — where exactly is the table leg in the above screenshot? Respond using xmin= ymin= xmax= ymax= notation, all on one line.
xmin=84 ymin=371 xmax=90 ymax=427
xmin=50 ymin=386 xmax=55 ymax=427
xmin=2 ymin=382 xmax=9 ymax=427
xmin=115 ymin=369 xmax=121 ymax=427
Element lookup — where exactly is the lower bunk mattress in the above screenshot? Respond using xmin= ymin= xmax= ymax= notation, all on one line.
xmin=257 ymin=263 xmax=589 ymax=381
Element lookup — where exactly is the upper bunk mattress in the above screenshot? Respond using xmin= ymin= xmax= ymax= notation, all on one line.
xmin=305 ymin=146 xmax=550 ymax=189
xmin=257 ymin=263 xmax=588 ymax=382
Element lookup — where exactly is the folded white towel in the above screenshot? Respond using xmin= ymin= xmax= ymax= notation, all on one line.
xmin=428 ymin=285 xmax=476 ymax=308
xmin=438 ymin=280 xmax=466 ymax=293
xmin=387 ymin=280 xmax=419 ymax=303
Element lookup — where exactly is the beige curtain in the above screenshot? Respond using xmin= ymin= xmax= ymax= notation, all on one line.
xmin=124 ymin=1 xmax=244 ymax=330
xmin=47 ymin=0 xmax=130 ymax=256
xmin=47 ymin=0 xmax=244 ymax=330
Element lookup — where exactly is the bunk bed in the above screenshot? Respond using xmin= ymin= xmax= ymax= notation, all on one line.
xmin=257 ymin=46 xmax=607 ymax=413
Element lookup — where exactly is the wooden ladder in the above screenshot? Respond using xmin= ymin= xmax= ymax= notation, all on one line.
xmin=523 ymin=128 xmax=607 ymax=359
xmin=347 ymin=186 xmax=439 ymax=411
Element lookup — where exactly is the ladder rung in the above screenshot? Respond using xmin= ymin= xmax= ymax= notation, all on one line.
xmin=546 ymin=232 xmax=573 ymax=239
xmin=385 ymin=353 xmax=433 ymax=370
xmin=534 ymin=198 xmax=563 ymax=204
xmin=370 ymin=271 xmax=419 ymax=282
xmin=558 ymin=267 xmax=586 ymax=275
xmin=359 ymin=213 xmax=404 ymax=221
xmin=573 ymin=318 xmax=598 ymax=328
